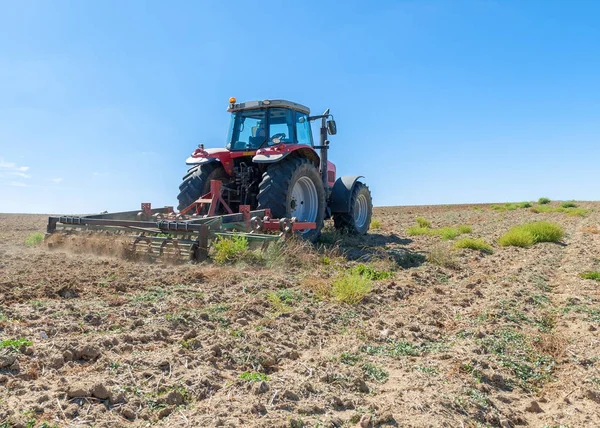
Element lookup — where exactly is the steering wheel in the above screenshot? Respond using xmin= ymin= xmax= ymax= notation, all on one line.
xmin=269 ymin=133 xmax=286 ymax=144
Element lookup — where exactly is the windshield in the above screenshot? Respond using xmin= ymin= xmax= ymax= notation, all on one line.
xmin=226 ymin=108 xmax=300 ymax=150
xmin=226 ymin=109 xmax=267 ymax=151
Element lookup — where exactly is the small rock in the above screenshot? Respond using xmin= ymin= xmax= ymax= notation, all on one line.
xmin=92 ymin=383 xmax=110 ymax=399
xmin=132 ymin=319 xmax=144 ymax=327
xmin=37 ymin=394 xmax=50 ymax=404
xmin=359 ymin=414 xmax=371 ymax=428
xmin=67 ymin=383 xmax=91 ymax=398
xmin=62 ymin=350 xmax=74 ymax=361
xmin=524 ymin=400 xmax=543 ymax=413
xmin=251 ymin=403 xmax=267 ymax=414
xmin=121 ymin=406 xmax=136 ymax=420
xmin=283 ymin=390 xmax=300 ymax=401
xmin=500 ymin=419 xmax=512 ymax=428
xmin=110 ymin=390 xmax=126 ymax=404
xmin=165 ymin=390 xmax=184 ymax=405
xmin=211 ymin=345 xmax=222 ymax=357
xmin=40 ymin=331 xmax=48 ymax=340
xmin=236 ymin=318 xmax=249 ymax=326
xmin=78 ymin=345 xmax=101 ymax=360
xmin=380 ymin=329 xmax=391 ymax=339
xmin=354 ymin=379 xmax=370 ymax=393
xmin=585 ymin=389 xmax=600 ymax=404
xmin=589 ymin=325 xmax=597 ymax=331
xmin=49 ymin=355 xmax=64 ymax=369
xmin=158 ymin=406 xmax=173 ymax=418
xmin=182 ymin=329 xmax=197 ymax=340
xmin=253 ymin=381 xmax=269 ymax=395
xmin=0 ymin=352 xmax=17 ymax=368
xmin=9 ymin=359 xmax=20 ymax=371
xmin=331 ymin=396 xmax=344 ymax=409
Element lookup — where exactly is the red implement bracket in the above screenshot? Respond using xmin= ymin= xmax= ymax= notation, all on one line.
xmin=179 ymin=180 xmax=234 ymax=216
xmin=261 ymin=220 xmax=316 ymax=232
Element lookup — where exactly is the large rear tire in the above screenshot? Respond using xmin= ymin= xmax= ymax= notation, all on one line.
xmin=257 ymin=157 xmax=326 ymax=242
xmin=177 ymin=163 xmax=228 ymax=212
xmin=333 ymin=182 xmax=372 ymax=234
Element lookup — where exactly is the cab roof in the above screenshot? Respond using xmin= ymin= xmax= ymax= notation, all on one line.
xmin=227 ymin=99 xmax=310 ymax=115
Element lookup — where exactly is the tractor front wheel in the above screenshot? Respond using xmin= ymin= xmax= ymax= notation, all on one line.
xmin=257 ymin=157 xmax=326 ymax=242
xmin=333 ymin=182 xmax=372 ymax=234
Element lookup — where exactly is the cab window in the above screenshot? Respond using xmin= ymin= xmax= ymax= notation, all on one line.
xmin=268 ymin=108 xmax=294 ymax=144
xmin=295 ymin=111 xmax=312 ymax=146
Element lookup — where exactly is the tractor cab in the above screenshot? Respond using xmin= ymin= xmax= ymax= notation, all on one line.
xmin=226 ymin=99 xmax=313 ymax=151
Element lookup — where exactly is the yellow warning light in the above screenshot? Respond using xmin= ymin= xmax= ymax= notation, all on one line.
xmin=229 ymin=97 xmax=236 ymax=103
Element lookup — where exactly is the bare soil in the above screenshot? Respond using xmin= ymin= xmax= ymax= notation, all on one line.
xmin=1 ymin=202 xmax=599 ymax=427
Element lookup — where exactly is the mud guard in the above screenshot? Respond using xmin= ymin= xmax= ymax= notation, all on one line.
xmin=252 ymin=152 xmax=289 ymax=163
xmin=329 ymin=176 xmax=363 ymax=213
xmin=185 ymin=157 xmax=220 ymax=166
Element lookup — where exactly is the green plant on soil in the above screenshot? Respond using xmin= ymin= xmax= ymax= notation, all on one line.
xmin=580 ymin=271 xmax=600 ymax=281
xmin=457 ymin=225 xmax=473 ymax=234
xmin=239 ymin=371 xmax=269 ymax=382
xmin=351 ymin=264 xmax=392 ymax=280
xmin=212 ymin=235 xmax=250 ymax=264
xmin=477 ymin=329 xmax=555 ymax=390
xmin=24 ymin=232 xmax=44 ymax=247
xmin=531 ymin=205 xmax=590 ymax=217
xmin=538 ymin=197 xmax=551 ymax=205
xmin=561 ymin=201 xmax=578 ymax=208
xmin=370 ymin=218 xmax=382 ymax=230
xmin=0 ymin=338 xmax=32 ymax=352
xmin=454 ymin=238 xmax=493 ymax=253
xmin=416 ymin=217 xmax=431 ymax=228
xmin=498 ymin=221 xmax=564 ymax=248
xmin=362 ymin=363 xmax=389 ymax=382
xmin=332 ymin=271 xmax=373 ymax=305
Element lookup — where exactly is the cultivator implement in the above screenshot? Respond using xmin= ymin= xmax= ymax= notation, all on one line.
xmin=46 ymin=181 xmax=316 ymax=263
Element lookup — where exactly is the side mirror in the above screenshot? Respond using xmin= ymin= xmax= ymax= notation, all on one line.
xmin=327 ymin=119 xmax=337 ymax=135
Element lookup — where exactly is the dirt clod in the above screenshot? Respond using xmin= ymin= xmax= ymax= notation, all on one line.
xmin=525 ymin=401 xmax=543 ymax=413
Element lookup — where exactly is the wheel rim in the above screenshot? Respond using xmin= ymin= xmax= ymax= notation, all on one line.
xmin=290 ymin=177 xmax=318 ymax=229
xmin=354 ymin=193 xmax=368 ymax=229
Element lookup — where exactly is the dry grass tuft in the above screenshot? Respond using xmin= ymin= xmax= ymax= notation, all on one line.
xmin=427 ymin=245 xmax=459 ymax=269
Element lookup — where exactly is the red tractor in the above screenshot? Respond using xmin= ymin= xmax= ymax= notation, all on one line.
xmin=177 ymin=98 xmax=372 ymax=241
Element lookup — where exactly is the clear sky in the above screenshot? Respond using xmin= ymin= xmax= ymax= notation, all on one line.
xmin=1 ymin=0 xmax=599 ymax=213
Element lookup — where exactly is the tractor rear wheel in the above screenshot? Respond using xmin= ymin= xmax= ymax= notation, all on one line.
xmin=257 ymin=157 xmax=326 ymax=242
xmin=333 ymin=182 xmax=372 ymax=234
xmin=177 ymin=163 xmax=228 ymax=212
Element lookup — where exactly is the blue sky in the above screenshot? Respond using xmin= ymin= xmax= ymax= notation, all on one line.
xmin=1 ymin=0 xmax=599 ymax=213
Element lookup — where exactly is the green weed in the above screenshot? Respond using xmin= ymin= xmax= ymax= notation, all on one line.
xmin=499 ymin=221 xmax=564 ymax=247
xmin=416 ymin=217 xmax=431 ymax=228
xmin=370 ymin=218 xmax=382 ymax=230
xmin=213 ymin=235 xmax=251 ymax=264
xmin=538 ymin=197 xmax=551 ymax=205
xmin=239 ymin=371 xmax=269 ymax=382
xmin=362 ymin=363 xmax=389 ymax=382
xmin=457 ymin=225 xmax=473 ymax=234
xmin=340 ymin=352 xmax=361 ymax=365
xmin=406 ymin=226 xmax=431 ymax=236
xmin=454 ymin=238 xmax=493 ymax=253
xmin=352 ymin=264 xmax=392 ymax=280
xmin=580 ymin=271 xmax=600 ymax=281
xmin=331 ymin=271 xmax=373 ymax=305
xmin=24 ymin=232 xmax=44 ymax=247
xmin=0 ymin=338 xmax=32 ymax=352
